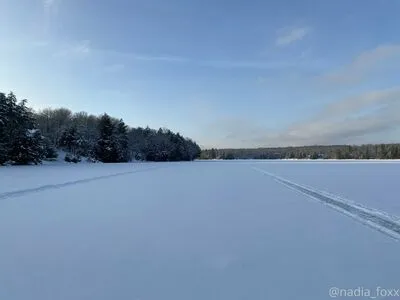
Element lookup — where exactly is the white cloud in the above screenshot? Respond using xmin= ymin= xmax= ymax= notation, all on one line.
xmin=276 ymin=27 xmax=310 ymax=46
xmin=43 ymin=0 xmax=56 ymax=9
xmin=269 ymin=88 xmax=400 ymax=146
xmin=94 ymin=49 xmax=190 ymax=64
xmin=73 ymin=40 xmax=91 ymax=55
xmin=317 ymin=87 xmax=400 ymax=118
xmin=43 ymin=0 xmax=60 ymax=14
xmin=97 ymin=47 xmax=327 ymax=70
xmin=199 ymin=58 xmax=325 ymax=70
xmin=131 ymin=54 xmax=188 ymax=62
xmin=201 ymin=87 xmax=400 ymax=148
xmin=323 ymin=44 xmax=400 ymax=84
xmin=54 ymin=40 xmax=91 ymax=57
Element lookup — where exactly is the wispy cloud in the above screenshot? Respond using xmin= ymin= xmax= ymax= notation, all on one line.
xmin=130 ymin=56 xmax=324 ymax=70
xmin=276 ymin=88 xmax=400 ymax=145
xmin=42 ymin=0 xmax=60 ymax=34
xmin=104 ymin=63 xmax=125 ymax=73
xmin=203 ymin=87 xmax=400 ymax=148
xmin=275 ymin=88 xmax=400 ymax=146
xmin=276 ymin=27 xmax=310 ymax=46
xmin=201 ymin=60 xmax=291 ymax=69
xmin=53 ymin=40 xmax=91 ymax=57
xmin=317 ymin=87 xmax=400 ymax=119
xmin=43 ymin=0 xmax=56 ymax=9
xmin=95 ymin=48 xmax=325 ymax=70
xmin=91 ymin=49 xmax=190 ymax=65
xmin=131 ymin=54 xmax=189 ymax=62
xmin=43 ymin=0 xmax=60 ymax=16
xmin=39 ymin=40 xmax=322 ymax=73
xmin=323 ymin=44 xmax=400 ymax=84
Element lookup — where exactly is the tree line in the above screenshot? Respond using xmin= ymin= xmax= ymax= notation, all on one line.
xmin=201 ymin=144 xmax=400 ymax=160
xmin=0 ymin=92 xmax=201 ymax=165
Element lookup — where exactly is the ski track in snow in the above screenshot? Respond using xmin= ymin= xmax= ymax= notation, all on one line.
xmin=0 ymin=166 xmax=165 ymax=201
xmin=252 ymin=167 xmax=400 ymax=241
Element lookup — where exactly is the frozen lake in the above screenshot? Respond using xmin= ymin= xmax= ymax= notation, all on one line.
xmin=1 ymin=160 xmax=399 ymax=300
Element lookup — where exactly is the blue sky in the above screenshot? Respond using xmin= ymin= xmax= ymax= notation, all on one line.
xmin=1 ymin=0 xmax=400 ymax=148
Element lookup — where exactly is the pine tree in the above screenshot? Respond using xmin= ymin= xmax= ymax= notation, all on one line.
xmin=392 ymin=145 xmax=399 ymax=159
xmin=210 ymin=148 xmax=217 ymax=159
xmin=0 ymin=93 xmax=9 ymax=164
xmin=116 ymin=119 xmax=130 ymax=162
xmin=16 ymin=129 xmax=45 ymax=165
xmin=334 ymin=149 xmax=343 ymax=159
xmin=7 ymin=96 xmax=45 ymax=165
xmin=95 ymin=114 xmax=118 ymax=163
xmin=43 ymin=137 xmax=58 ymax=160
xmin=186 ymin=138 xmax=201 ymax=160
xmin=58 ymin=125 xmax=85 ymax=162
xmin=365 ymin=146 xmax=371 ymax=159
xmin=1 ymin=91 xmax=204 ymax=164
xmin=59 ymin=126 xmax=79 ymax=155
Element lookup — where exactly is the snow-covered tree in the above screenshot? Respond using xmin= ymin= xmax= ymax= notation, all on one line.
xmin=0 ymin=93 xmax=9 ymax=164
xmin=6 ymin=95 xmax=45 ymax=165
xmin=43 ymin=137 xmax=58 ymax=160
xmin=58 ymin=125 xmax=87 ymax=162
xmin=59 ymin=126 xmax=79 ymax=154
xmin=2 ymin=90 xmax=203 ymax=165
xmin=94 ymin=114 xmax=119 ymax=163
xmin=116 ymin=119 xmax=130 ymax=162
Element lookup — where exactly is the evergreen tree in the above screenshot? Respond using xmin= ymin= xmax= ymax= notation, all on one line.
xmin=59 ymin=126 xmax=79 ymax=155
xmin=210 ymin=148 xmax=217 ymax=159
xmin=310 ymin=151 xmax=319 ymax=159
xmin=58 ymin=125 xmax=86 ymax=162
xmin=43 ymin=137 xmax=58 ymax=160
xmin=186 ymin=138 xmax=201 ymax=160
xmin=116 ymin=119 xmax=130 ymax=162
xmin=13 ymin=129 xmax=45 ymax=165
xmin=0 ymin=93 xmax=9 ymax=164
xmin=392 ymin=145 xmax=399 ymax=159
xmin=7 ymin=95 xmax=45 ymax=165
xmin=95 ymin=114 xmax=118 ymax=163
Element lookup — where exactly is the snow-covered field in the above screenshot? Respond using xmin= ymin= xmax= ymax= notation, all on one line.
xmin=1 ymin=160 xmax=400 ymax=300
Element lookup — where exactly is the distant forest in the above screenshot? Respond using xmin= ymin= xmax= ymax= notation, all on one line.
xmin=201 ymin=144 xmax=400 ymax=160
xmin=0 ymin=92 xmax=201 ymax=165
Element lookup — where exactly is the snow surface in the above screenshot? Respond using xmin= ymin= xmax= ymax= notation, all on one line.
xmin=1 ymin=160 xmax=400 ymax=300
